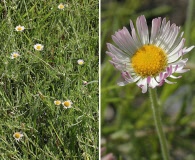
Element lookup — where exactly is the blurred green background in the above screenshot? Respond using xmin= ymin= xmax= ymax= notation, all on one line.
xmin=101 ymin=0 xmax=195 ymax=159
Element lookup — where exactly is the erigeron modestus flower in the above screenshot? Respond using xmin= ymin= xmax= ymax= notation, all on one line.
xmin=15 ymin=25 xmax=25 ymax=31
xmin=34 ymin=44 xmax=44 ymax=51
xmin=62 ymin=100 xmax=72 ymax=109
xmin=107 ymin=15 xmax=194 ymax=93
xmin=77 ymin=59 xmax=84 ymax=65
xmin=54 ymin=100 xmax=61 ymax=106
xmin=58 ymin=3 xmax=66 ymax=10
xmin=13 ymin=132 xmax=24 ymax=141
xmin=11 ymin=52 xmax=20 ymax=59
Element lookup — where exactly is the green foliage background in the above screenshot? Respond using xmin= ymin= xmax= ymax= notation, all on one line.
xmin=0 ymin=0 xmax=98 ymax=159
xmin=101 ymin=0 xmax=195 ymax=159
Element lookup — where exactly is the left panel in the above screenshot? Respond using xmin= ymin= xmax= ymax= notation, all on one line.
xmin=0 ymin=0 xmax=99 ymax=159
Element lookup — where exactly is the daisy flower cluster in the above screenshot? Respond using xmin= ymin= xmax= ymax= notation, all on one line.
xmin=107 ymin=15 xmax=194 ymax=93
xmin=54 ymin=100 xmax=73 ymax=109
xmin=12 ymin=24 xmax=44 ymax=59
xmin=12 ymin=2 xmax=69 ymax=59
xmin=10 ymin=2 xmax=81 ymax=144
xmin=11 ymin=9 xmax=46 ymax=144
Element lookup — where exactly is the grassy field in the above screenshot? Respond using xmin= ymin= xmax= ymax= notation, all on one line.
xmin=0 ymin=0 xmax=98 ymax=159
xmin=101 ymin=0 xmax=195 ymax=160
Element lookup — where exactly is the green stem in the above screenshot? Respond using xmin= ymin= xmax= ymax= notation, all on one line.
xmin=185 ymin=0 xmax=193 ymax=46
xmin=149 ymin=88 xmax=170 ymax=160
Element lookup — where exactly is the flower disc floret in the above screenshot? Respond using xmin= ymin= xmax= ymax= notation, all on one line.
xmin=132 ymin=45 xmax=167 ymax=77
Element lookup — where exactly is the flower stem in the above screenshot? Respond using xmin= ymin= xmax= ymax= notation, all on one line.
xmin=149 ymin=88 xmax=170 ymax=160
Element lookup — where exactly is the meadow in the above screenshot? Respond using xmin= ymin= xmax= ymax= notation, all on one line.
xmin=0 ymin=0 xmax=99 ymax=159
xmin=101 ymin=0 xmax=195 ymax=159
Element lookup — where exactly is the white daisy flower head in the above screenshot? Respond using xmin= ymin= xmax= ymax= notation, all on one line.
xmin=54 ymin=100 xmax=61 ymax=106
xmin=62 ymin=100 xmax=73 ymax=109
xmin=58 ymin=3 xmax=66 ymax=10
xmin=11 ymin=52 xmax=20 ymax=59
xmin=34 ymin=44 xmax=44 ymax=51
xmin=106 ymin=15 xmax=194 ymax=93
xmin=15 ymin=25 xmax=25 ymax=32
xmin=13 ymin=132 xmax=24 ymax=141
xmin=77 ymin=59 xmax=84 ymax=65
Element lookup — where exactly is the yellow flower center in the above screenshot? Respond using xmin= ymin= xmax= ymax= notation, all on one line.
xmin=17 ymin=27 xmax=22 ymax=31
xmin=14 ymin=132 xmax=21 ymax=138
xmin=54 ymin=100 xmax=61 ymax=105
xmin=13 ymin=53 xmax=19 ymax=58
xmin=64 ymin=101 xmax=70 ymax=107
xmin=131 ymin=45 xmax=167 ymax=77
xmin=59 ymin=4 xmax=64 ymax=9
xmin=36 ymin=45 xmax=42 ymax=50
xmin=78 ymin=61 xmax=84 ymax=65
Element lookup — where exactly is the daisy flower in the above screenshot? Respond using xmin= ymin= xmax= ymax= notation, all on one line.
xmin=13 ymin=132 xmax=23 ymax=141
xmin=11 ymin=52 xmax=20 ymax=59
xmin=62 ymin=100 xmax=72 ymax=109
xmin=83 ymin=81 xmax=88 ymax=85
xmin=106 ymin=15 xmax=194 ymax=93
xmin=15 ymin=25 xmax=25 ymax=32
xmin=54 ymin=100 xmax=61 ymax=106
xmin=58 ymin=3 xmax=66 ymax=10
xmin=77 ymin=59 xmax=84 ymax=65
xmin=34 ymin=44 xmax=44 ymax=51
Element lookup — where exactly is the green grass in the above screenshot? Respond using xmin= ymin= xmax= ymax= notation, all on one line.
xmin=0 ymin=0 xmax=98 ymax=159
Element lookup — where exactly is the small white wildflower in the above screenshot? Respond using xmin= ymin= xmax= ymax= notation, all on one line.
xmin=54 ymin=100 xmax=61 ymax=106
xmin=62 ymin=100 xmax=73 ymax=109
xmin=58 ymin=3 xmax=65 ymax=10
xmin=13 ymin=132 xmax=24 ymax=141
xmin=11 ymin=52 xmax=20 ymax=59
xmin=77 ymin=59 xmax=84 ymax=65
xmin=15 ymin=25 xmax=25 ymax=32
xmin=34 ymin=44 xmax=44 ymax=51
xmin=83 ymin=81 xmax=88 ymax=85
